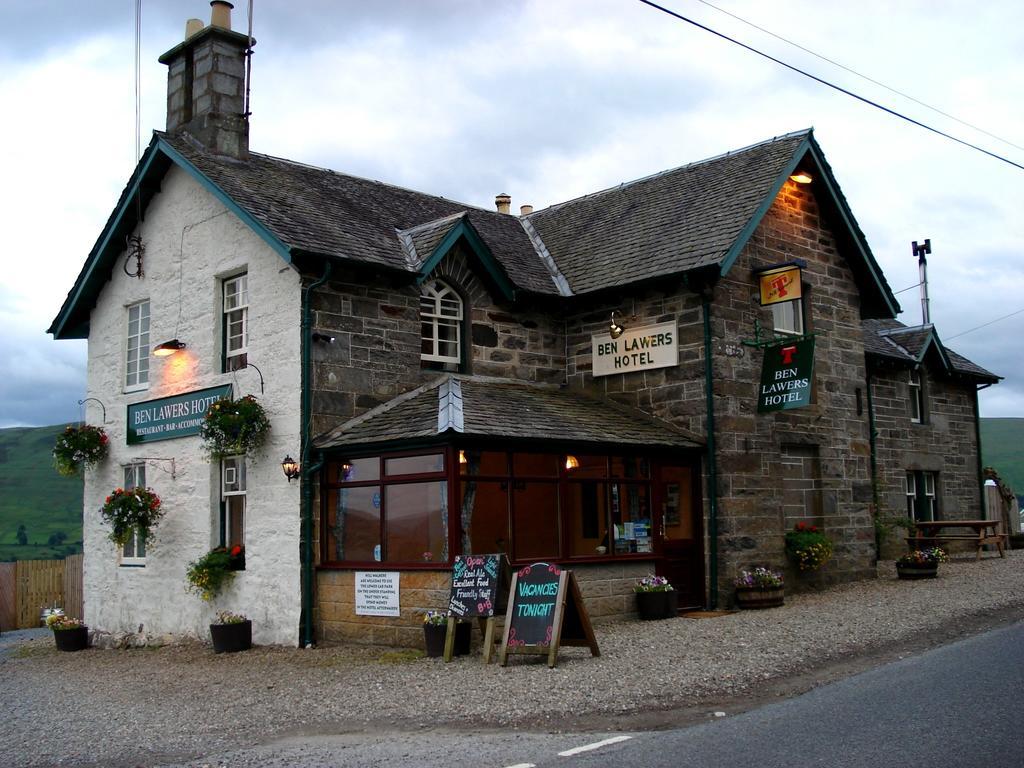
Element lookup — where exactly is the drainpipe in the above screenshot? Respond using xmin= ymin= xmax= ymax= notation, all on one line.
xmin=300 ymin=261 xmax=331 ymax=647
xmin=865 ymin=369 xmax=880 ymax=557
xmin=701 ymin=291 xmax=720 ymax=610
xmin=973 ymin=383 xmax=991 ymax=519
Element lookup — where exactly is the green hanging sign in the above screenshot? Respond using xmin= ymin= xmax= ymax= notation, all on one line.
xmin=127 ymin=385 xmax=232 ymax=444
xmin=757 ymin=337 xmax=815 ymax=413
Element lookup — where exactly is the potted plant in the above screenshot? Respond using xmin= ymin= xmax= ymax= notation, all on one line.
xmin=896 ymin=547 xmax=948 ymax=580
xmin=785 ymin=521 xmax=834 ymax=572
xmin=634 ymin=575 xmax=677 ymax=620
xmin=734 ymin=567 xmax=785 ymax=609
xmin=200 ymin=394 xmax=271 ymax=457
xmin=186 ymin=546 xmax=243 ymax=601
xmin=53 ymin=424 xmax=108 ymax=476
xmin=422 ymin=610 xmax=470 ymax=657
xmin=99 ymin=486 xmax=164 ymax=548
xmin=209 ymin=611 xmax=252 ymax=653
xmin=45 ymin=612 xmax=89 ymax=652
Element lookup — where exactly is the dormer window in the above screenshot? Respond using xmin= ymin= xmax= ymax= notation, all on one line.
xmin=420 ymin=279 xmax=463 ymax=367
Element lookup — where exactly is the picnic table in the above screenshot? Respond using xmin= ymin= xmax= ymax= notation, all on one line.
xmin=906 ymin=519 xmax=1006 ymax=560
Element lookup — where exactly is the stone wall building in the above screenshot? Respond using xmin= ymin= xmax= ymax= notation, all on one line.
xmin=50 ymin=4 xmax=998 ymax=648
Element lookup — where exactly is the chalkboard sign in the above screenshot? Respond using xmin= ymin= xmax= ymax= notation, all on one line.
xmin=448 ymin=554 xmax=505 ymax=618
xmin=499 ymin=563 xmax=600 ymax=668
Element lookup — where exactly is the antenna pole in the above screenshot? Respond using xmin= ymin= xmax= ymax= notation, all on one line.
xmin=912 ymin=239 xmax=932 ymax=325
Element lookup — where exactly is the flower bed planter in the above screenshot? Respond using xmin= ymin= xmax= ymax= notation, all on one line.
xmin=735 ymin=586 xmax=785 ymax=609
xmin=896 ymin=562 xmax=938 ymax=580
xmin=210 ymin=620 xmax=252 ymax=653
xmin=53 ymin=626 xmax=89 ymax=652
xmin=424 ymin=621 xmax=471 ymax=658
xmin=635 ymin=590 xmax=678 ymax=620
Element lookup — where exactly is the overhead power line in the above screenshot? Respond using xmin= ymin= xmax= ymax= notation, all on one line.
xmin=637 ymin=0 xmax=1024 ymax=173
xmin=946 ymin=307 xmax=1024 ymax=341
xmin=692 ymin=0 xmax=1024 ymax=155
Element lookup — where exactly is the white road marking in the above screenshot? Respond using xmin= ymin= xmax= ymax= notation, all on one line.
xmin=503 ymin=764 xmax=536 ymax=768
xmin=557 ymin=735 xmax=633 ymax=757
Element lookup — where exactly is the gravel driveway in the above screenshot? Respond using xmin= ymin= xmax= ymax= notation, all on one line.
xmin=3 ymin=553 xmax=1023 ymax=768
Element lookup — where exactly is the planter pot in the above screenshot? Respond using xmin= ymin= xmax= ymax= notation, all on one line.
xmin=424 ymin=621 xmax=471 ymax=658
xmin=897 ymin=562 xmax=938 ymax=580
xmin=53 ymin=626 xmax=89 ymax=652
xmin=635 ymin=589 xmax=678 ymax=620
xmin=735 ymin=586 xmax=785 ymax=609
xmin=210 ymin=620 xmax=252 ymax=653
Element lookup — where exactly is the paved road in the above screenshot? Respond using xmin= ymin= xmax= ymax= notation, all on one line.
xmin=166 ymin=619 xmax=1024 ymax=767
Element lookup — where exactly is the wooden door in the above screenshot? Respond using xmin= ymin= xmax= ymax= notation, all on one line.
xmin=656 ymin=463 xmax=705 ymax=610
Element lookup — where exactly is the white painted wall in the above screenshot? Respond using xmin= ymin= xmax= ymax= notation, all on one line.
xmin=82 ymin=165 xmax=303 ymax=646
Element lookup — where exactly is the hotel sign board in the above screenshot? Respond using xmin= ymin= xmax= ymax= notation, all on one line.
xmin=126 ymin=384 xmax=232 ymax=445
xmin=758 ymin=337 xmax=815 ymax=413
xmin=758 ymin=264 xmax=802 ymax=306
xmin=592 ymin=321 xmax=677 ymax=377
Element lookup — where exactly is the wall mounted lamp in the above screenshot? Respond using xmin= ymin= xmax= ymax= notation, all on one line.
xmin=152 ymin=339 xmax=187 ymax=357
xmin=312 ymin=332 xmax=336 ymax=344
xmin=281 ymin=455 xmax=301 ymax=482
xmin=789 ymin=170 xmax=813 ymax=184
xmin=609 ymin=312 xmax=625 ymax=339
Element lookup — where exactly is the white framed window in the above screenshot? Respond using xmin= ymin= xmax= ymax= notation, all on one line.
xmin=906 ymin=470 xmax=938 ymax=522
xmin=222 ymin=456 xmax=246 ymax=551
xmin=121 ymin=462 xmax=147 ymax=565
xmin=771 ymin=298 xmax=804 ymax=336
xmin=125 ymin=300 xmax=151 ymax=391
xmin=420 ymin=279 xmax=463 ymax=366
xmin=223 ymin=273 xmax=248 ymax=372
xmin=909 ymin=370 xmax=924 ymax=423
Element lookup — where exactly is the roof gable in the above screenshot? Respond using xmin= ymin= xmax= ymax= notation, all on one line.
xmin=863 ymin=319 xmax=999 ymax=382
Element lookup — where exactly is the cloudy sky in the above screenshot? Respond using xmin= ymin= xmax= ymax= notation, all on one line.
xmin=2 ymin=0 xmax=1022 ymax=427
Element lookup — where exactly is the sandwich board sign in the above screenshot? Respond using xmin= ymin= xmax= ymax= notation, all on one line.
xmin=498 ymin=562 xmax=600 ymax=668
xmin=443 ymin=554 xmax=510 ymax=662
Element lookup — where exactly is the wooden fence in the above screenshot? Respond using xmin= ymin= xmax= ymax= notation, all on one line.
xmin=0 ymin=554 xmax=83 ymax=631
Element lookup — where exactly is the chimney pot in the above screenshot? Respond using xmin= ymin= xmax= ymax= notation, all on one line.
xmin=185 ymin=18 xmax=203 ymax=38
xmin=210 ymin=0 xmax=234 ymax=30
xmin=520 ymin=204 xmax=533 ymax=216
xmin=495 ymin=193 xmax=511 ymax=214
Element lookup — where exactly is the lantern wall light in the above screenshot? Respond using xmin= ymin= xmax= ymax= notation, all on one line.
xmin=281 ymin=455 xmax=300 ymax=482
xmin=152 ymin=339 xmax=187 ymax=357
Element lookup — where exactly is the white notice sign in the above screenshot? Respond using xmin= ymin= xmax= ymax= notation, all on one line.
xmin=355 ymin=571 xmax=400 ymax=617
xmin=592 ymin=321 xmax=678 ymax=377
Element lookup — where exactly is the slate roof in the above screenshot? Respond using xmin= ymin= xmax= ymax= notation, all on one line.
xmin=862 ymin=319 xmax=998 ymax=381
xmin=527 ymin=132 xmax=809 ymax=294
xmin=315 ymin=375 xmax=704 ymax=451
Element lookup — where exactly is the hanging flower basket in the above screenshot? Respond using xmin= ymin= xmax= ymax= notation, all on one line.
xmin=785 ymin=522 xmax=834 ymax=571
xmin=199 ymin=395 xmax=270 ymax=458
xmin=99 ymin=487 xmax=163 ymax=547
xmin=53 ymin=424 xmax=109 ymax=476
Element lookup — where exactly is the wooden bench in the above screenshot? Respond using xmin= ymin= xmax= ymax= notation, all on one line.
xmin=905 ymin=519 xmax=1007 ymax=560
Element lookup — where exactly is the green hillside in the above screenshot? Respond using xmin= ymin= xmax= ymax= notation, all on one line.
xmin=981 ymin=417 xmax=1024 ymax=497
xmin=0 ymin=425 xmax=84 ymax=562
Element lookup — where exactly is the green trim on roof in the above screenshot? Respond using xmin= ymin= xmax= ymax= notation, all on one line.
xmin=49 ymin=136 xmax=293 ymax=340
xmin=718 ymin=132 xmax=899 ymax=320
xmin=155 ymin=138 xmax=292 ymax=262
xmin=416 ymin=218 xmax=516 ymax=301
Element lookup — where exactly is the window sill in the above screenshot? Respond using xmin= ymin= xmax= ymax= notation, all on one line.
xmin=119 ymin=562 xmax=146 ymax=568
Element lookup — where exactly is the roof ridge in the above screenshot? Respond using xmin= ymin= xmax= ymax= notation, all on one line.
xmin=529 ymin=128 xmax=812 ymax=217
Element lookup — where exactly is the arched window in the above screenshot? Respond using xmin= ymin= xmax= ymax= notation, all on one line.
xmin=420 ymin=279 xmax=463 ymax=366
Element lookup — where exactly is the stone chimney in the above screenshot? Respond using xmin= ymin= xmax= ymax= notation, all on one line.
xmin=495 ymin=194 xmax=511 ymax=214
xmin=158 ymin=1 xmax=255 ymax=159
xmin=520 ymin=204 xmax=533 ymax=216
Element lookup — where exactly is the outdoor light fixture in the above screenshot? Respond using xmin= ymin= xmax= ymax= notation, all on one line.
xmin=312 ymin=332 xmax=336 ymax=344
xmin=609 ymin=312 xmax=625 ymax=339
xmin=789 ymin=170 xmax=813 ymax=184
xmin=152 ymin=339 xmax=187 ymax=357
xmin=281 ymin=455 xmax=300 ymax=482
xmin=565 ymin=455 xmax=580 ymax=471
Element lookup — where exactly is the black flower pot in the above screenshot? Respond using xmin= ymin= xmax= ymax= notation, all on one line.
xmin=735 ymin=586 xmax=785 ymax=609
xmin=635 ymin=590 xmax=678 ymax=620
xmin=423 ymin=621 xmax=471 ymax=657
xmin=210 ymin=619 xmax=252 ymax=653
xmin=897 ymin=562 xmax=938 ymax=580
xmin=53 ymin=626 xmax=89 ymax=652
